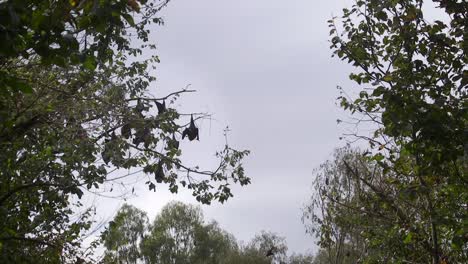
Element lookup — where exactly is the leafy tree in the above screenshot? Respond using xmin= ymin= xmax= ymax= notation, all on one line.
xmin=238 ymin=231 xmax=288 ymax=264
xmin=310 ymin=248 xmax=356 ymax=264
xmin=141 ymin=201 xmax=204 ymax=264
xmin=103 ymin=202 xmax=315 ymax=264
xmin=0 ymin=0 xmax=168 ymax=86
xmin=288 ymin=252 xmax=315 ymax=264
xmin=304 ymin=148 xmax=394 ymax=263
xmin=140 ymin=201 xmax=237 ymax=264
xmin=304 ymin=146 xmax=466 ymax=263
xmin=0 ymin=0 xmax=250 ymax=262
xmin=140 ymin=201 xmax=204 ymax=263
xmin=190 ymin=221 xmax=239 ymax=264
xmin=306 ymin=0 xmax=467 ymax=262
xmin=101 ymin=204 xmax=149 ymax=264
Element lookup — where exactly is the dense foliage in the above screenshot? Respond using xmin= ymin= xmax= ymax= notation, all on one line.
xmin=0 ymin=0 xmax=249 ymax=262
xmin=139 ymin=201 xmax=235 ymax=264
xmin=102 ymin=202 xmax=314 ymax=264
xmin=101 ymin=204 xmax=148 ymax=264
xmin=304 ymin=0 xmax=467 ymax=263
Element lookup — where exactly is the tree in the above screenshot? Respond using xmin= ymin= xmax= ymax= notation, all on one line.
xmin=141 ymin=201 xmax=204 ymax=264
xmin=306 ymin=0 xmax=467 ymax=263
xmin=189 ymin=221 xmax=239 ymax=264
xmin=304 ymin=148 xmax=399 ymax=263
xmin=0 ymin=0 xmax=250 ymax=262
xmin=101 ymin=204 xmax=149 ymax=264
xmin=140 ymin=201 xmax=237 ymax=264
xmin=103 ymin=202 xmax=316 ymax=264
xmin=238 ymin=231 xmax=288 ymax=264
xmin=288 ymin=253 xmax=315 ymax=264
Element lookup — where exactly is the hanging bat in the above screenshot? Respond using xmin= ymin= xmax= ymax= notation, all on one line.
xmin=167 ymin=134 xmax=179 ymax=150
xmin=121 ymin=123 xmax=132 ymax=139
xmin=155 ymin=162 xmax=165 ymax=183
xmin=266 ymin=246 xmax=276 ymax=257
xmin=182 ymin=114 xmax=199 ymax=141
xmin=155 ymin=100 xmax=166 ymax=115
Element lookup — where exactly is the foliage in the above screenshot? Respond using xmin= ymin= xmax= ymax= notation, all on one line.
xmin=289 ymin=252 xmax=315 ymax=264
xmin=101 ymin=204 xmax=148 ymax=264
xmin=305 ymin=147 xmax=466 ymax=263
xmin=103 ymin=202 xmax=309 ymax=264
xmin=190 ymin=222 xmax=239 ymax=264
xmin=241 ymin=231 xmax=288 ymax=264
xmin=0 ymin=0 xmax=167 ymax=85
xmin=0 ymin=0 xmax=250 ymax=262
xmin=305 ymin=148 xmax=404 ymax=263
xmin=310 ymin=248 xmax=358 ymax=264
xmin=305 ymin=0 xmax=467 ymax=263
xmin=220 ymin=231 xmax=289 ymax=264
xmin=140 ymin=201 xmax=240 ymax=264
xmin=141 ymin=201 xmax=207 ymax=264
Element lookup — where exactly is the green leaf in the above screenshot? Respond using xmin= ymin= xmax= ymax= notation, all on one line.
xmin=122 ymin=13 xmax=135 ymax=26
xmin=403 ymin=232 xmax=413 ymax=244
xmin=382 ymin=74 xmax=393 ymax=82
xmin=376 ymin=11 xmax=388 ymax=21
xmin=373 ymin=153 xmax=384 ymax=161
xmin=372 ymin=86 xmax=386 ymax=97
xmin=83 ymin=56 xmax=97 ymax=70
xmin=16 ymin=81 xmax=33 ymax=93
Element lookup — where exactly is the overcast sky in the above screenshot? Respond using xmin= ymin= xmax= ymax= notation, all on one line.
xmin=90 ymin=0 xmax=362 ymax=256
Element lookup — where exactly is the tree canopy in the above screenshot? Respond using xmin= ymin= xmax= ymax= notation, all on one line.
xmin=304 ymin=0 xmax=467 ymax=263
xmin=102 ymin=202 xmax=313 ymax=264
xmin=0 ymin=0 xmax=249 ymax=262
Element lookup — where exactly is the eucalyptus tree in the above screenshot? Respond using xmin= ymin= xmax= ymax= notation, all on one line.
xmin=101 ymin=204 xmax=149 ymax=264
xmin=288 ymin=253 xmax=315 ymax=264
xmin=103 ymin=202 xmax=311 ymax=264
xmin=239 ymin=231 xmax=288 ymax=264
xmin=140 ymin=201 xmax=237 ymax=264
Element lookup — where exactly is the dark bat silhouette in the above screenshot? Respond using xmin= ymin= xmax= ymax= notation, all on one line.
xmin=121 ymin=123 xmax=131 ymax=139
xmin=135 ymin=99 xmax=145 ymax=113
xmin=155 ymin=100 xmax=166 ymax=115
xmin=266 ymin=246 xmax=276 ymax=257
xmin=182 ymin=114 xmax=199 ymax=141
xmin=155 ymin=163 xmax=165 ymax=183
xmin=167 ymin=134 xmax=179 ymax=150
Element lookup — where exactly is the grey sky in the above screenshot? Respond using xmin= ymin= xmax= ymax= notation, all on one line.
xmin=91 ymin=0 xmax=359 ymax=255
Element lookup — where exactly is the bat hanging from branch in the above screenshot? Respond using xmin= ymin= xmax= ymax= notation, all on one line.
xmin=182 ymin=114 xmax=199 ymax=141
xmin=155 ymin=100 xmax=166 ymax=115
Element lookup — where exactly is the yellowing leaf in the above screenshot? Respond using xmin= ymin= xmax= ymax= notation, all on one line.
xmin=383 ymin=75 xmax=393 ymax=82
